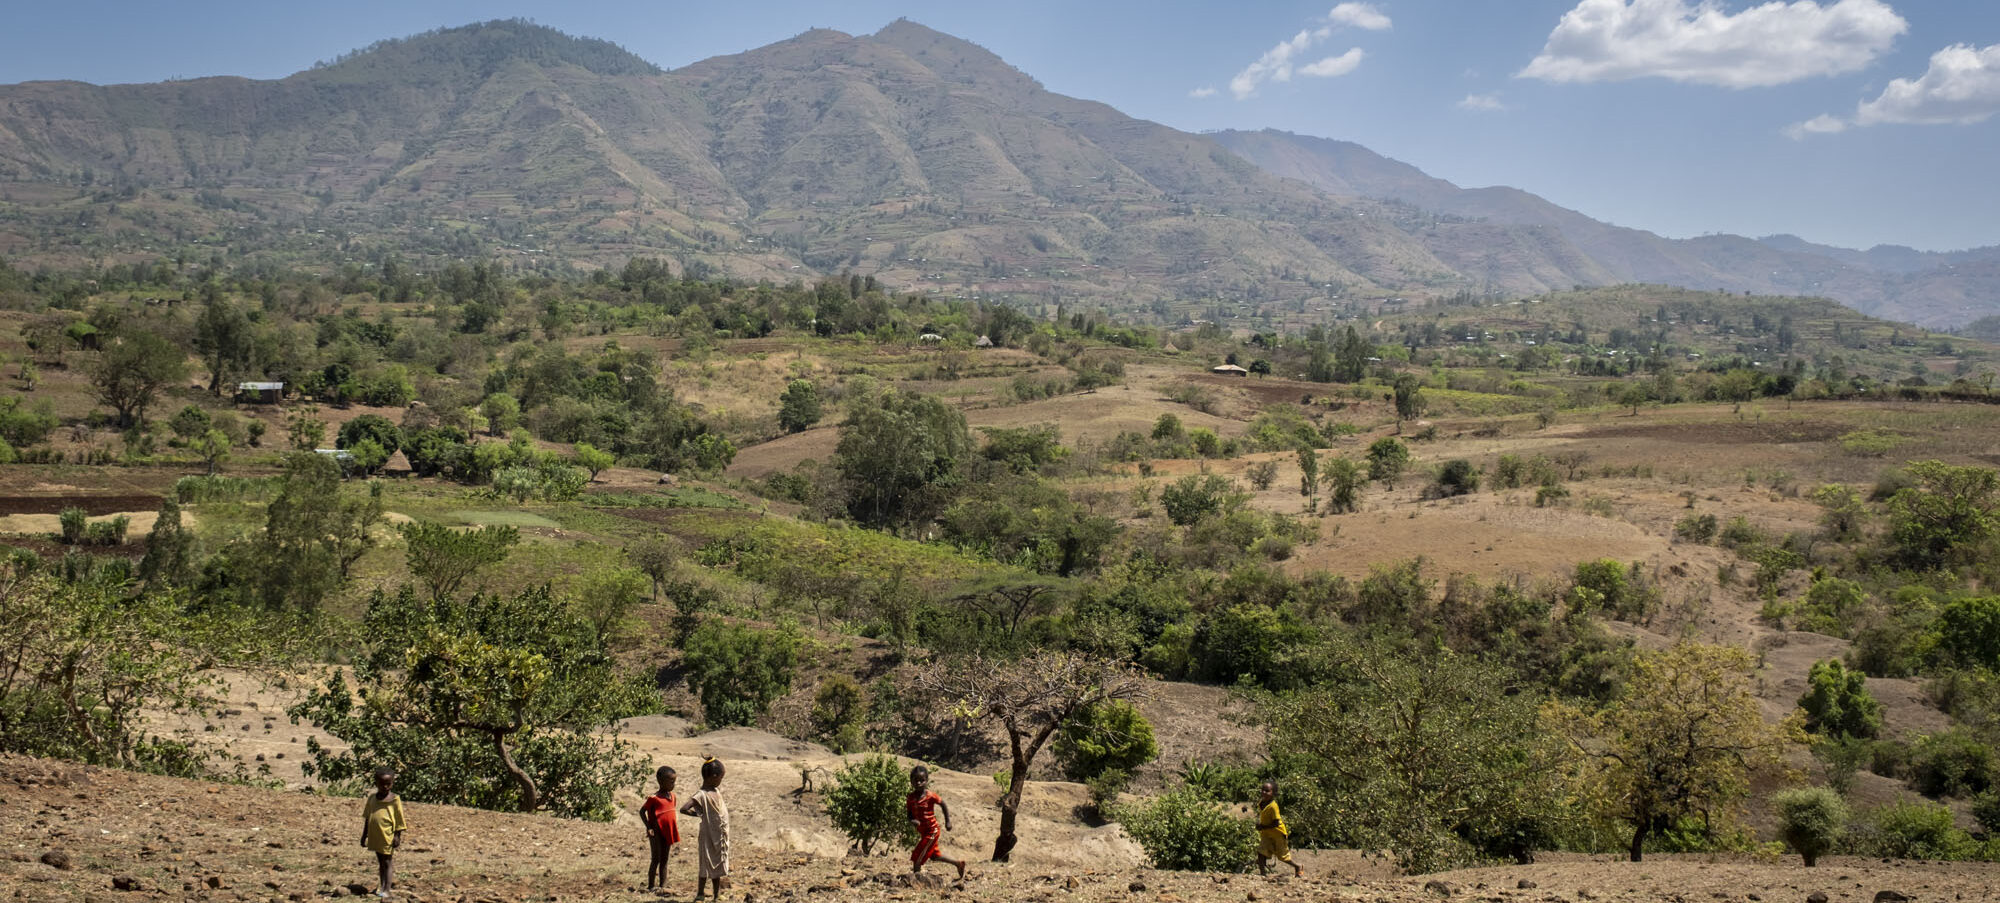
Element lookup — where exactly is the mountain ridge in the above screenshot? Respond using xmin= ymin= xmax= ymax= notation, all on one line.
xmin=0 ymin=20 xmax=1992 ymax=327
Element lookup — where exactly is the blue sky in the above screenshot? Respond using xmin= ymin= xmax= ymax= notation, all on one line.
xmin=3 ymin=1 xmax=1996 ymax=251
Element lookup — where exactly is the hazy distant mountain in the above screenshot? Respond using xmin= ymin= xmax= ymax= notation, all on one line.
xmin=0 ymin=20 xmax=1991 ymax=326
xmin=1211 ymin=129 xmax=1999 ymax=328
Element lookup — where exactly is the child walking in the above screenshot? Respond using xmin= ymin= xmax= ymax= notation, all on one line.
xmin=1255 ymin=781 xmax=1302 ymax=877
xmin=639 ymin=765 xmax=680 ymax=892
xmin=905 ymin=766 xmax=967 ymax=883
xmin=680 ymin=758 xmax=731 ymax=900
xmin=360 ymin=768 xmax=408 ymax=899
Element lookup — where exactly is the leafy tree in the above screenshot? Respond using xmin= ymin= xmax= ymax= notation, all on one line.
xmin=978 ymin=425 xmax=1068 ymax=473
xmin=1296 ymin=448 xmax=1319 ymax=511
xmin=481 ymin=393 xmax=521 ymax=436
xmin=1936 ymin=595 xmax=2000 ymax=669
xmin=168 ymin=405 xmax=213 ymax=442
xmin=627 ymin=537 xmax=680 ymax=602
xmin=939 ymin=474 xmax=1116 ymax=577
xmin=1888 ymin=461 xmax=2000 ymax=570
xmin=1427 ymin=459 xmax=1480 ymax=498
xmin=1323 ymin=457 xmax=1363 ymax=514
xmin=337 ymin=414 xmax=403 ymax=457
xmin=401 ymin=522 xmax=519 ymax=602
xmin=91 ymin=331 xmax=188 ymax=428
xmin=291 ymin=585 xmax=654 ymax=819
xmin=682 ymin=620 xmax=802 ymax=727
xmin=1366 ymin=437 xmax=1410 ymax=485
xmin=1549 ymin=642 xmax=1802 ymax=861
xmin=1798 ymin=659 xmax=1882 ymax=740
xmin=915 ymin=650 xmax=1146 ymax=861
xmin=823 ymin=754 xmax=918 ymax=855
xmin=1267 ymin=642 xmax=1573 ymax=872
xmin=249 ymin=453 xmax=383 ymax=611
xmin=1161 ymin=473 xmax=1237 ymax=527
xmin=1118 ymin=787 xmax=1254 ymax=872
xmin=777 ymin=379 xmax=823 ymax=433
xmin=1052 ymin=699 xmax=1158 ymax=783
xmin=188 ymin=429 xmax=232 ymax=476
xmin=286 ymin=404 xmax=327 ymax=451
xmin=1392 ymin=373 xmax=1425 ymax=425
xmin=574 ymin=443 xmax=614 ymax=481
xmin=1774 ymin=787 xmax=1847 ymax=867
xmin=810 ymin=675 xmax=867 ymax=753
xmin=1333 ymin=325 xmax=1370 ymax=383
xmin=834 ymin=389 xmax=973 ymax=526
xmin=0 ymin=396 xmax=58 ymax=447
xmin=1151 ymin=413 xmax=1184 ymax=441
xmin=192 ymin=295 xmax=254 ymax=395
xmin=138 ymin=496 xmax=198 ymax=590
xmin=347 ymin=439 xmax=388 ymax=475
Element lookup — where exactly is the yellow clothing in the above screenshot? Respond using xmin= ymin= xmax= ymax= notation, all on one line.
xmin=362 ymin=795 xmax=407 ymax=856
xmin=1256 ymin=800 xmax=1292 ymax=862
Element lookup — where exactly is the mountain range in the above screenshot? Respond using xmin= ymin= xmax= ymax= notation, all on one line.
xmin=0 ymin=19 xmax=1991 ymax=328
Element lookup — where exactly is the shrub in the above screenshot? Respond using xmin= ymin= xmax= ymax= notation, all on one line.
xmin=1973 ymin=790 xmax=2000 ymax=835
xmin=1365 ymin=438 xmax=1410 ymax=484
xmin=1117 ymin=787 xmax=1255 ymax=872
xmin=1798 ymin=659 xmax=1881 ymax=740
xmin=682 ymin=620 xmax=801 ymax=727
xmin=168 ymin=405 xmax=212 ymax=442
xmin=811 ymin=676 xmax=867 ymax=754
xmin=823 ymin=754 xmax=918 ymax=855
xmin=1245 ymin=460 xmax=1279 ymax=491
xmin=1425 ymin=459 xmax=1479 ymax=498
xmin=1855 ymin=799 xmax=1975 ymax=860
xmin=1908 ymin=728 xmax=1998 ymax=798
xmin=1773 ymin=787 xmax=1847 ymax=866
xmin=1674 ymin=513 xmax=1719 ymax=543
xmin=336 ymin=413 xmax=403 ymax=457
xmin=58 ymin=508 xmax=88 ymax=545
xmin=1053 ymin=700 xmax=1159 ymax=783
xmin=82 ymin=516 xmax=129 ymax=547
xmin=1718 ymin=516 xmax=1764 ymax=550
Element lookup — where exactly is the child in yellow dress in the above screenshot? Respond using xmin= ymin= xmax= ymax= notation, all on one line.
xmin=1255 ymin=781 xmax=1301 ymax=877
xmin=360 ymin=768 xmax=408 ymax=899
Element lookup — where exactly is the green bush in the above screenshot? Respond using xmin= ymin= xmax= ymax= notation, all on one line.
xmin=1424 ymin=459 xmax=1479 ymax=498
xmin=822 ymin=754 xmax=917 ymax=855
xmin=58 ymin=508 xmax=87 ymax=545
xmin=1053 ymin=700 xmax=1159 ymax=783
xmin=1117 ymin=787 xmax=1255 ymax=872
xmin=1798 ymin=659 xmax=1882 ymax=740
xmin=811 ymin=676 xmax=867 ymax=754
xmin=1718 ymin=516 xmax=1764 ymax=550
xmin=1674 ymin=513 xmax=1718 ymax=543
xmin=682 ymin=620 xmax=801 ymax=727
xmin=1365 ymin=437 xmax=1409 ymax=484
xmin=1973 ymin=790 xmax=2000 ymax=835
xmin=1855 ymin=799 xmax=1976 ymax=860
xmin=1908 ymin=728 xmax=1997 ymax=798
xmin=1773 ymin=787 xmax=1848 ymax=866
xmin=336 ymin=413 xmax=403 ymax=457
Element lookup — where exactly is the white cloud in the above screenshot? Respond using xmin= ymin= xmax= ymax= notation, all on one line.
xmin=1189 ymin=86 xmax=1219 ymax=98
xmin=1329 ymin=2 xmax=1393 ymax=31
xmin=1459 ymin=92 xmax=1508 ymax=111
xmin=1228 ymin=5 xmax=1391 ymax=99
xmin=1300 ymin=49 xmax=1367 ymax=78
xmin=1519 ymin=0 xmax=1907 ymax=89
xmin=1790 ymin=42 xmax=2000 ymax=137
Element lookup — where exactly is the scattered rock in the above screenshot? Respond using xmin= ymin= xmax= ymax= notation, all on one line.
xmin=1128 ymin=881 xmax=1146 ymax=893
xmin=39 ymin=850 xmax=73 ymax=870
xmin=1517 ymin=880 xmax=1538 ymax=890
xmin=343 ymin=882 xmax=373 ymax=897
xmin=110 ymin=876 xmax=138 ymax=892
xmin=1423 ymin=879 xmax=1456 ymax=897
xmin=1807 ymin=894 xmax=1829 ymax=903
xmin=1873 ymin=893 xmax=1911 ymax=903
xmin=203 ymin=875 xmax=223 ymax=889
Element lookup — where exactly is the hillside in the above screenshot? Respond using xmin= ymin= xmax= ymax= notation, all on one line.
xmin=1 ymin=20 xmax=1994 ymax=326
xmin=1211 ymin=129 xmax=2000 ymax=329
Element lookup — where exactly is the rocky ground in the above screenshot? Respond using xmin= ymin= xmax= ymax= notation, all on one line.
xmin=5 ymin=755 xmax=1992 ymax=903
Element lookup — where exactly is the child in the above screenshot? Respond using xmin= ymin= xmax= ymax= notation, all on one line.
xmin=905 ymin=765 xmax=967 ymax=883
xmin=360 ymin=767 xmax=408 ymax=899
xmin=679 ymin=757 xmax=731 ymax=900
xmin=639 ymin=765 xmax=680 ymax=892
xmin=1255 ymin=781 xmax=1302 ymax=878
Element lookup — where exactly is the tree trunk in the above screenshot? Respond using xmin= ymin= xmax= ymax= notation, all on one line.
xmin=488 ymin=728 xmax=540 ymax=813
xmin=1627 ymin=820 xmax=1648 ymax=862
xmin=992 ymin=756 xmax=1028 ymax=862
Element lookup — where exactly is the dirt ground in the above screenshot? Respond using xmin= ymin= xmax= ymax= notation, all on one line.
xmin=6 ymin=753 xmax=1995 ymax=903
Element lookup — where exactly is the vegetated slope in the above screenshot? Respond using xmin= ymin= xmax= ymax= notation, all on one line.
xmin=1210 ymin=129 xmax=2000 ymax=329
xmin=0 ymin=19 xmax=1461 ymax=307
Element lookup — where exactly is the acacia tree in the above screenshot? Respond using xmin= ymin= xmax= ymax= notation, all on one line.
xmin=1548 ymin=642 xmax=1802 ymax=861
xmin=90 ymin=331 xmax=187 ymax=428
xmin=915 ymin=650 xmax=1146 ymax=861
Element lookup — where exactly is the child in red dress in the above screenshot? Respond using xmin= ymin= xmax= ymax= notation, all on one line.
xmin=905 ymin=765 xmax=967 ymax=883
xmin=640 ymin=766 xmax=679 ymax=892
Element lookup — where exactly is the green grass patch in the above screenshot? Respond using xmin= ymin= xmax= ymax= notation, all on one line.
xmin=443 ymin=509 xmax=563 ymax=529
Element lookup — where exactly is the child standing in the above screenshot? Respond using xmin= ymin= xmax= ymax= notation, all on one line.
xmin=679 ymin=758 xmax=731 ymax=900
xmin=640 ymin=766 xmax=680 ymax=892
xmin=1255 ymin=781 xmax=1302 ymax=878
xmin=360 ymin=768 xmax=408 ymax=899
xmin=905 ymin=766 xmax=967 ymax=883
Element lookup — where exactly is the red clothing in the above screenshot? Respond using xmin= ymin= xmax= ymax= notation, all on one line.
xmin=906 ymin=790 xmax=942 ymax=836
xmin=641 ymin=793 xmax=679 ymax=843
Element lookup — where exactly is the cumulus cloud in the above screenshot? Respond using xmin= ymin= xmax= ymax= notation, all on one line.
xmin=1328 ymin=2 xmax=1393 ymax=31
xmin=1459 ymin=92 xmax=1508 ymax=111
xmin=1300 ymin=49 xmax=1367 ymax=78
xmin=1519 ymin=0 xmax=1907 ymax=88
xmin=1189 ymin=86 xmax=1219 ymax=98
xmin=1790 ymin=42 xmax=2000 ymax=137
xmin=1228 ymin=5 xmax=1391 ymax=99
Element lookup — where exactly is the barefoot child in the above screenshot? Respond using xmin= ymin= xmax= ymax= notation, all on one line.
xmin=360 ymin=768 xmax=408 ymax=899
xmin=1255 ymin=781 xmax=1302 ymax=878
xmin=905 ymin=765 xmax=967 ymax=883
xmin=640 ymin=766 xmax=680 ymax=892
xmin=680 ymin=758 xmax=731 ymax=900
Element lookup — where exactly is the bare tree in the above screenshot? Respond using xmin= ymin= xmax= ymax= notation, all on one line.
xmin=915 ymin=650 xmax=1147 ymax=861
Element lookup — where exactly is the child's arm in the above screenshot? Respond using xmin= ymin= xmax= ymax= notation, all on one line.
xmin=391 ymin=800 xmax=406 ymax=849
xmin=937 ymin=797 xmax=952 ymax=831
xmin=679 ymin=795 xmax=701 ymax=817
